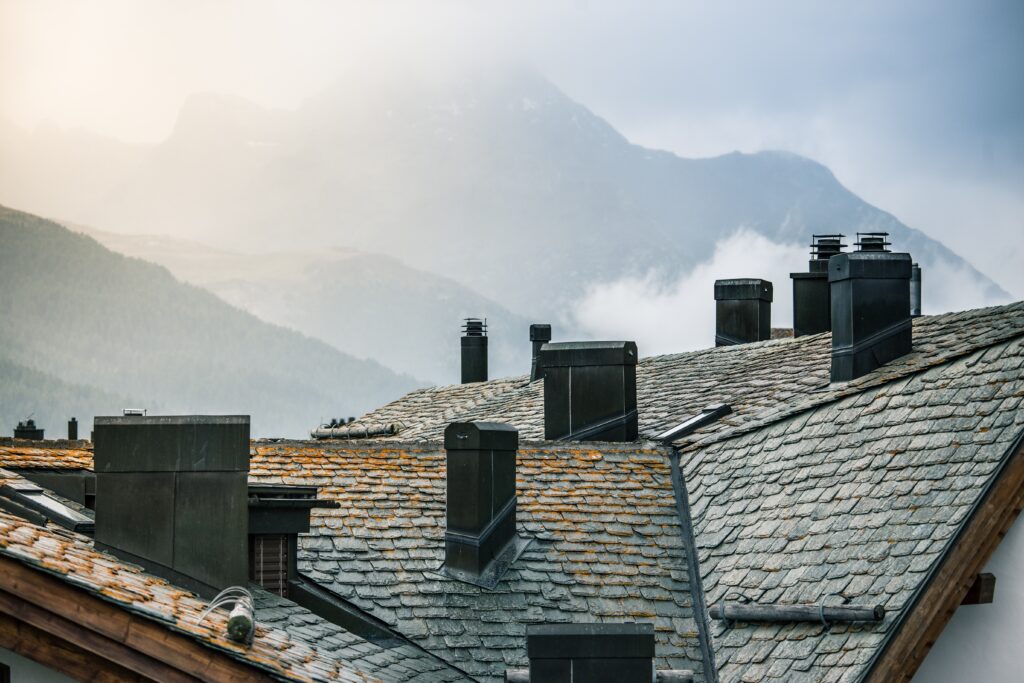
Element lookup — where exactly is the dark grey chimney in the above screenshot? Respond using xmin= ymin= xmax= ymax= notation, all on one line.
xmin=443 ymin=422 xmax=520 ymax=583
xmin=714 ymin=279 xmax=773 ymax=346
xmin=13 ymin=419 xmax=44 ymax=440
xmin=525 ymin=623 xmax=655 ymax=683
xmin=461 ymin=318 xmax=488 ymax=384
xmin=910 ymin=263 xmax=922 ymax=317
xmin=539 ymin=342 xmax=638 ymax=442
xmin=830 ymin=233 xmax=912 ymax=382
xmin=67 ymin=417 xmax=78 ymax=440
xmin=530 ymin=324 xmax=552 ymax=381
xmin=93 ymin=415 xmax=250 ymax=597
xmin=790 ymin=234 xmax=846 ymax=337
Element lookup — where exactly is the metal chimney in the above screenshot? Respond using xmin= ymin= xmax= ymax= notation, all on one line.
xmin=13 ymin=419 xmax=44 ymax=440
xmin=93 ymin=415 xmax=250 ymax=597
xmin=790 ymin=234 xmax=846 ymax=337
xmin=525 ymin=623 xmax=655 ymax=683
xmin=714 ymin=279 xmax=773 ymax=346
xmin=443 ymin=422 xmax=522 ymax=584
xmin=530 ymin=324 xmax=552 ymax=381
xmin=910 ymin=263 xmax=922 ymax=317
xmin=461 ymin=318 xmax=488 ymax=384
xmin=67 ymin=417 xmax=78 ymax=441
xmin=830 ymin=233 xmax=913 ymax=382
xmin=539 ymin=342 xmax=638 ymax=442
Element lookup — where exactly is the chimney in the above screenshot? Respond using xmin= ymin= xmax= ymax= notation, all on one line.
xmin=93 ymin=415 xmax=250 ymax=597
xmin=830 ymin=232 xmax=912 ymax=382
xmin=67 ymin=417 xmax=78 ymax=441
xmin=13 ymin=419 xmax=44 ymax=440
xmin=539 ymin=342 xmax=638 ymax=441
xmin=461 ymin=318 xmax=488 ymax=384
xmin=910 ymin=263 xmax=922 ymax=317
xmin=790 ymin=234 xmax=846 ymax=337
xmin=714 ymin=279 xmax=773 ymax=346
xmin=530 ymin=324 xmax=552 ymax=381
xmin=443 ymin=422 xmax=521 ymax=584
xmin=525 ymin=623 xmax=655 ymax=683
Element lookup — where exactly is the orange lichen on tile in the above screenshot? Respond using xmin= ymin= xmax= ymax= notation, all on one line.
xmin=0 ymin=443 xmax=93 ymax=470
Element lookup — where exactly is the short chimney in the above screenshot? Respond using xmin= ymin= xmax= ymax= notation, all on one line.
xmin=830 ymin=233 xmax=913 ymax=382
xmin=539 ymin=342 xmax=638 ymax=441
xmin=714 ymin=279 xmax=773 ymax=346
xmin=525 ymin=623 xmax=655 ymax=683
xmin=461 ymin=318 xmax=488 ymax=383
xmin=67 ymin=417 xmax=78 ymax=440
xmin=93 ymin=415 xmax=250 ymax=597
xmin=790 ymin=234 xmax=846 ymax=337
xmin=530 ymin=324 xmax=552 ymax=381
xmin=443 ymin=422 xmax=519 ymax=582
xmin=13 ymin=419 xmax=44 ymax=440
xmin=910 ymin=263 xmax=922 ymax=317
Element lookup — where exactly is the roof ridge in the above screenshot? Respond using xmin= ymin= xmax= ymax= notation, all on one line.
xmin=677 ymin=306 xmax=1024 ymax=454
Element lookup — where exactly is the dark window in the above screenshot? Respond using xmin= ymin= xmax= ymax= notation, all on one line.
xmin=249 ymin=534 xmax=289 ymax=597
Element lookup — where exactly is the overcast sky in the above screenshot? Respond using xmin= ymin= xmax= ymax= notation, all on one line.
xmin=1 ymin=0 xmax=1022 ymax=295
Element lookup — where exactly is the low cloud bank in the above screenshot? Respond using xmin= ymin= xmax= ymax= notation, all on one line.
xmin=572 ymin=229 xmax=1011 ymax=356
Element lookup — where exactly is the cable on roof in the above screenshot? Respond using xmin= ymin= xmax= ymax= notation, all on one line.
xmin=196 ymin=586 xmax=255 ymax=645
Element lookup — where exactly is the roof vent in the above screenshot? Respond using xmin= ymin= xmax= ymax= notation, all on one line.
xmin=714 ymin=279 xmax=773 ymax=346
xmin=93 ymin=415 xmax=250 ymax=597
xmin=910 ymin=263 xmax=922 ymax=317
xmin=529 ymin=324 xmax=552 ymax=381
xmin=13 ymin=419 xmax=44 ymax=441
xmin=461 ymin=318 xmax=488 ymax=384
xmin=829 ymin=233 xmax=913 ymax=382
xmin=442 ymin=422 xmax=529 ymax=588
xmin=538 ymin=342 xmax=638 ymax=442
xmin=522 ymin=623 xmax=656 ymax=683
xmin=855 ymin=232 xmax=891 ymax=251
xmin=790 ymin=234 xmax=847 ymax=337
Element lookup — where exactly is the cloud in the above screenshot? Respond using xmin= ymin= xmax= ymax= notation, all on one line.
xmin=572 ymin=230 xmax=807 ymax=355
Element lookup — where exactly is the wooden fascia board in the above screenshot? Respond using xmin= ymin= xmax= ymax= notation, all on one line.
xmin=0 ymin=555 xmax=277 ymax=682
xmin=864 ymin=431 xmax=1024 ymax=682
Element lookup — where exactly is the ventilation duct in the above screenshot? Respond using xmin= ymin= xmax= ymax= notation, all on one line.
xmin=461 ymin=318 xmax=488 ymax=384
xmin=714 ymin=279 xmax=773 ymax=346
xmin=530 ymin=324 xmax=552 ymax=381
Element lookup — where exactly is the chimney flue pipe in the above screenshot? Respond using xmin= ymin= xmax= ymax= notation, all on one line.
xmin=68 ymin=417 xmax=78 ymax=440
xmin=714 ymin=279 xmax=773 ymax=346
xmin=910 ymin=263 xmax=922 ymax=317
xmin=530 ymin=324 xmax=552 ymax=381
xmin=790 ymin=234 xmax=846 ymax=337
xmin=461 ymin=318 xmax=488 ymax=384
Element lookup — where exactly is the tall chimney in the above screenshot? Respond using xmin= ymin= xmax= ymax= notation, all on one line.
xmin=830 ymin=233 xmax=912 ymax=382
xmin=714 ymin=279 xmax=773 ymax=346
xmin=13 ymin=419 xmax=44 ymax=440
xmin=539 ymin=342 xmax=638 ymax=441
xmin=790 ymin=234 xmax=846 ymax=337
xmin=530 ymin=324 xmax=552 ymax=381
xmin=443 ymin=422 xmax=519 ymax=581
xmin=67 ymin=417 xmax=78 ymax=441
xmin=525 ymin=623 xmax=655 ymax=683
xmin=93 ymin=415 xmax=250 ymax=597
xmin=910 ymin=263 xmax=922 ymax=317
xmin=461 ymin=318 xmax=488 ymax=384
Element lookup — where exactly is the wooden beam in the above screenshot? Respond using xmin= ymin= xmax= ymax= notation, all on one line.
xmin=961 ymin=573 xmax=996 ymax=605
xmin=865 ymin=434 xmax=1024 ymax=683
xmin=0 ymin=556 xmax=277 ymax=682
xmin=0 ymin=610 xmax=146 ymax=682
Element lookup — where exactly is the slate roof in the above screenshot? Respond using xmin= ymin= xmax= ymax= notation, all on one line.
xmin=680 ymin=327 xmax=1024 ymax=682
xmin=351 ymin=303 xmax=1024 ymax=446
xmin=249 ymin=441 xmax=707 ymax=682
xmin=0 ymin=468 xmax=472 ymax=683
xmin=0 ymin=439 xmax=93 ymax=470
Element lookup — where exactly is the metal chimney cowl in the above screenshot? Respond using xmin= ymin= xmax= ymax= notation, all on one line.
xmin=461 ymin=318 xmax=488 ymax=384
xmin=829 ymin=251 xmax=913 ymax=382
xmin=714 ymin=279 xmax=773 ymax=346
xmin=92 ymin=415 xmax=250 ymax=598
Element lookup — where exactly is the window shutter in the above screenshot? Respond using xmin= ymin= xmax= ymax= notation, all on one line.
xmin=249 ymin=534 xmax=289 ymax=597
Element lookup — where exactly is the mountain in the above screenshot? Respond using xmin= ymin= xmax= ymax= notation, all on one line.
xmin=0 ymin=66 xmax=1009 ymax=319
xmin=0 ymin=206 xmax=420 ymax=438
xmin=74 ymin=227 xmax=536 ymax=384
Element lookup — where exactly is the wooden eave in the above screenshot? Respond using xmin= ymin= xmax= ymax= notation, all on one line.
xmin=0 ymin=555 xmax=277 ymax=683
xmin=864 ymin=428 xmax=1024 ymax=682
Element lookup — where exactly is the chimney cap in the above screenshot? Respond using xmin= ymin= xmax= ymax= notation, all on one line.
xmin=444 ymin=421 xmax=519 ymax=451
xmin=828 ymin=251 xmax=912 ymax=283
xmin=538 ymin=341 xmax=638 ymax=368
xmin=462 ymin=318 xmax=487 ymax=337
xmin=855 ymin=232 xmax=891 ymax=252
xmin=529 ymin=324 xmax=552 ymax=342
xmin=526 ymin=623 xmax=655 ymax=659
xmin=714 ymin=279 xmax=773 ymax=302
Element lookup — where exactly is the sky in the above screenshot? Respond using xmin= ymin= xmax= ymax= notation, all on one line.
xmin=1 ymin=0 xmax=1021 ymax=297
